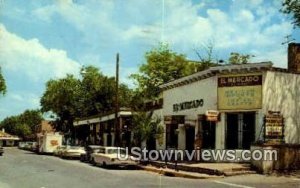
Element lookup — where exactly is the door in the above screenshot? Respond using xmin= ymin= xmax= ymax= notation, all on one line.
xmin=185 ymin=126 xmax=195 ymax=153
xmin=242 ymin=112 xmax=256 ymax=149
xmin=226 ymin=113 xmax=239 ymax=149
xmin=202 ymin=121 xmax=216 ymax=149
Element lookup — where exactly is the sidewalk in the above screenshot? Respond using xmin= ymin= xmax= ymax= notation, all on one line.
xmin=138 ymin=165 xmax=223 ymax=179
xmin=141 ymin=161 xmax=256 ymax=177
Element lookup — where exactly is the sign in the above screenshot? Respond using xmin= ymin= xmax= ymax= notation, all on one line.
xmin=218 ymin=74 xmax=262 ymax=110
xmin=205 ymin=110 xmax=219 ymax=122
xmin=173 ymin=99 xmax=204 ymax=112
xmin=50 ymin=140 xmax=58 ymax=146
xmin=264 ymin=111 xmax=284 ymax=141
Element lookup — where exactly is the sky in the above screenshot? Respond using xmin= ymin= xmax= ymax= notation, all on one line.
xmin=0 ymin=0 xmax=299 ymax=121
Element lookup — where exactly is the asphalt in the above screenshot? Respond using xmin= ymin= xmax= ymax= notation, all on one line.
xmin=0 ymin=147 xmax=299 ymax=188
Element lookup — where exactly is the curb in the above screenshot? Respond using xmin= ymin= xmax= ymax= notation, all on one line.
xmin=138 ymin=165 xmax=224 ymax=179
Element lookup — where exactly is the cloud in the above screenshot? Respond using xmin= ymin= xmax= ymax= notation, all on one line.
xmin=0 ymin=24 xmax=81 ymax=82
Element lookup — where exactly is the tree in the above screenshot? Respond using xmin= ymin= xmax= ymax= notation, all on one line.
xmin=132 ymin=111 xmax=163 ymax=148
xmin=80 ymin=66 xmax=116 ymax=116
xmin=0 ymin=67 xmax=6 ymax=95
xmin=40 ymin=65 xmax=133 ymax=136
xmin=193 ymin=41 xmax=219 ymax=70
xmin=40 ymin=74 xmax=82 ymax=133
xmin=228 ymin=52 xmax=254 ymax=64
xmin=131 ymin=43 xmax=201 ymax=99
xmin=281 ymin=0 xmax=300 ymax=28
xmin=0 ymin=109 xmax=43 ymax=140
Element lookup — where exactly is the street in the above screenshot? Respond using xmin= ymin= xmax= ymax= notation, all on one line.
xmin=0 ymin=148 xmax=299 ymax=188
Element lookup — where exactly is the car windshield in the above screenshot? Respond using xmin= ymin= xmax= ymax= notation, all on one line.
xmin=106 ymin=148 xmax=126 ymax=155
xmin=70 ymin=146 xmax=81 ymax=150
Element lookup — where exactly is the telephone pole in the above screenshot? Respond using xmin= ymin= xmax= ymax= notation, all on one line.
xmin=114 ymin=53 xmax=120 ymax=146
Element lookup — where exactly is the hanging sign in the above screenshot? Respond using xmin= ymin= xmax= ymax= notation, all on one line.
xmin=205 ymin=110 xmax=220 ymax=122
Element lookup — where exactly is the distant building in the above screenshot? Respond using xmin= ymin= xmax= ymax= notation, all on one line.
xmin=0 ymin=129 xmax=20 ymax=146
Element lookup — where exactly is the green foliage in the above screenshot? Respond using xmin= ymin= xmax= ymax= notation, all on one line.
xmin=228 ymin=52 xmax=254 ymax=64
xmin=131 ymin=44 xmax=202 ymax=99
xmin=0 ymin=67 xmax=6 ymax=95
xmin=41 ymin=74 xmax=83 ymax=132
xmin=80 ymin=66 xmax=116 ymax=116
xmin=40 ymin=65 xmax=133 ymax=132
xmin=281 ymin=0 xmax=300 ymax=28
xmin=0 ymin=109 xmax=43 ymax=139
xmin=132 ymin=111 xmax=163 ymax=146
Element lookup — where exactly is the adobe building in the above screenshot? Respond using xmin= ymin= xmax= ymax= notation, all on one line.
xmin=73 ymin=108 xmax=133 ymax=147
xmin=159 ymin=43 xmax=300 ymax=152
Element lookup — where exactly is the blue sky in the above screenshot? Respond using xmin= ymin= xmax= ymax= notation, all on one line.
xmin=0 ymin=0 xmax=299 ymax=120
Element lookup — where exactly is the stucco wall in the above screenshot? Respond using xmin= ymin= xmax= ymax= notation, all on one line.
xmin=163 ymin=76 xmax=218 ymax=119
xmin=263 ymin=71 xmax=300 ymax=144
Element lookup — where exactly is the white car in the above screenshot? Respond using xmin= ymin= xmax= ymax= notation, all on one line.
xmin=61 ymin=146 xmax=86 ymax=159
xmin=91 ymin=147 xmax=138 ymax=167
xmin=53 ymin=145 xmax=68 ymax=157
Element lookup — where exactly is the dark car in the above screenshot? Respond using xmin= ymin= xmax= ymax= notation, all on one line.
xmin=80 ymin=145 xmax=103 ymax=163
xmin=0 ymin=146 xmax=3 ymax=156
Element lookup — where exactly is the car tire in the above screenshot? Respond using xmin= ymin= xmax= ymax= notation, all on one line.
xmin=102 ymin=162 xmax=106 ymax=168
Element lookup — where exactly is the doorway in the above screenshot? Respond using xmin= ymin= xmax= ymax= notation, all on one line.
xmin=185 ymin=126 xmax=195 ymax=153
xmin=226 ymin=112 xmax=256 ymax=149
xmin=201 ymin=120 xmax=216 ymax=149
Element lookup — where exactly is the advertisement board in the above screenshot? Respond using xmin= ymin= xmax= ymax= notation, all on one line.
xmin=218 ymin=74 xmax=262 ymax=110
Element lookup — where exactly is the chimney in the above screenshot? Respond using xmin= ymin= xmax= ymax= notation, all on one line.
xmin=288 ymin=43 xmax=300 ymax=73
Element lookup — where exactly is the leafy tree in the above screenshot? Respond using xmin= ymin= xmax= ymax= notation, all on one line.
xmin=0 ymin=116 xmax=18 ymax=135
xmin=0 ymin=109 xmax=43 ymax=140
xmin=40 ymin=74 xmax=82 ymax=132
xmin=18 ymin=109 xmax=43 ymax=133
xmin=281 ymin=0 xmax=300 ymax=28
xmin=131 ymin=44 xmax=201 ymax=99
xmin=0 ymin=67 xmax=6 ymax=95
xmin=132 ymin=111 xmax=163 ymax=148
xmin=80 ymin=66 xmax=116 ymax=116
xmin=228 ymin=52 xmax=254 ymax=64
xmin=193 ymin=41 xmax=219 ymax=69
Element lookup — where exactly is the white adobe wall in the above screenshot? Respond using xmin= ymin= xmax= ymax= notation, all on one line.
xmin=163 ymin=76 xmax=218 ymax=149
xmin=263 ymin=71 xmax=300 ymax=144
xmin=163 ymin=76 xmax=218 ymax=118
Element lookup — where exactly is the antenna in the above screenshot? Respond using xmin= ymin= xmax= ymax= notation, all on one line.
xmin=281 ymin=35 xmax=295 ymax=45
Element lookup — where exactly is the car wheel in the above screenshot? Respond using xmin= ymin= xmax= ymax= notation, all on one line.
xmin=102 ymin=162 xmax=107 ymax=168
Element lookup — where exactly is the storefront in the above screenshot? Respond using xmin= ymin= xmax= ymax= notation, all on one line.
xmin=160 ymin=60 xmax=300 ymax=152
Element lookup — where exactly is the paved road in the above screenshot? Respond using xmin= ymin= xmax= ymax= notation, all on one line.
xmin=0 ymin=148 xmax=299 ymax=188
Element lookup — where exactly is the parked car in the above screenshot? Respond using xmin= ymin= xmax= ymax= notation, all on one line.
xmin=80 ymin=145 xmax=104 ymax=163
xmin=53 ymin=145 xmax=68 ymax=157
xmin=91 ymin=147 xmax=138 ymax=167
xmin=0 ymin=146 xmax=3 ymax=156
xmin=23 ymin=142 xmax=37 ymax=151
xmin=61 ymin=146 xmax=86 ymax=159
xmin=18 ymin=142 xmax=26 ymax=149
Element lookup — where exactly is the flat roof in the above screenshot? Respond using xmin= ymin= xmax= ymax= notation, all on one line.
xmin=159 ymin=62 xmax=274 ymax=91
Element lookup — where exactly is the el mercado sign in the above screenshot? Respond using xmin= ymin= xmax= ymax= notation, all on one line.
xmin=218 ymin=74 xmax=262 ymax=110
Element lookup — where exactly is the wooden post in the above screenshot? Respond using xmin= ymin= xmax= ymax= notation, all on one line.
xmin=114 ymin=53 xmax=120 ymax=146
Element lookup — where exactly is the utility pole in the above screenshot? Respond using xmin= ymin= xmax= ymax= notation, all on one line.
xmin=114 ymin=53 xmax=120 ymax=147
